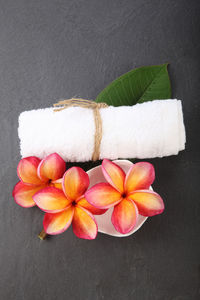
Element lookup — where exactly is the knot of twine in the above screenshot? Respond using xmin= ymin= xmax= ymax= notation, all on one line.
xmin=53 ymin=98 xmax=108 ymax=161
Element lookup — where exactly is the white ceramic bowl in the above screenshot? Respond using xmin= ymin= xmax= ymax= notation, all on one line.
xmin=87 ymin=160 xmax=148 ymax=237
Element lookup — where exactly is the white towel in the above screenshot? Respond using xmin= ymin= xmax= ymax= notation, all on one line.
xmin=18 ymin=99 xmax=186 ymax=161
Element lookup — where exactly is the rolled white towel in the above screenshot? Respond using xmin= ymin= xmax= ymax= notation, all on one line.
xmin=18 ymin=99 xmax=186 ymax=161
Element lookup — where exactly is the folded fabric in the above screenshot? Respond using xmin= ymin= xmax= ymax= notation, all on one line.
xmin=18 ymin=99 xmax=186 ymax=161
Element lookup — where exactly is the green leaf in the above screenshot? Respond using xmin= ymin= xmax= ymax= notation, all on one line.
xmin=96 ymin=63 xmax=171 ymax=106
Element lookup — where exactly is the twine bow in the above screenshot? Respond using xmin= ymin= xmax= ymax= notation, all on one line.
xmin=53 ymin=98 xmax=108 ymax=161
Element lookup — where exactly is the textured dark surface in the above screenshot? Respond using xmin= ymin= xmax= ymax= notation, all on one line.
xmin=0 ymin=0 xmax=199 ymax=299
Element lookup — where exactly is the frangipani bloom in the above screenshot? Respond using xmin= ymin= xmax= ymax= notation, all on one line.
xmin=85 ymin=159 xmax=164 ymax=234
xmin=33 ymin=167 xmax=106 ymax=239
xmin=13 ymin=153 xmax=66 ymax=207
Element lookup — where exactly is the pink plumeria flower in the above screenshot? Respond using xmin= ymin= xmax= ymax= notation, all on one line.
xmin=85 ymin=159 xmax=164 ymax=234
xmin=33 ymin=167 xmax=106 ymax=240
xmin=13 ymin=153 xmax=66 ymax=208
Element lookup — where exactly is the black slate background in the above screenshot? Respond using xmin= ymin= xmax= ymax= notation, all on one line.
xmin=0 ymin=1 xmax=199 ymax=299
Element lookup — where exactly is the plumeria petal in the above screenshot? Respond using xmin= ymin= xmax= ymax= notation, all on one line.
xmin=51 ymin=178 xmax=63 ymax=190
xmin=33 ymin=187 xmax=72 ymax=213
xmin=72 ymin=206 xmax=97 ymax=239
xmin=17 ymin=156 xmax=42 ymax=185
xmin=102 ymin=159 xmax=125 ymax=193
xmin=13 ymin=181 xmax=46 ymax=207
xmin=77 ymin=197 xmax=107 ymax=215
xmin=85 ymin=183 xmax=122 ymax=209
xmin=111 ymin=199 xmax=138 ymax=234
xmin=128 ymin=190 xmax=164 ymax=216
xmin=62 ymin=167 xmax=89 ymax=200
xmin=43 ymin=206 xmax=74 ymax=235
xmin=37 ymin=153 xmax=66 ymax=182
xmin=124 ymin=162 xmax=155 ymax=194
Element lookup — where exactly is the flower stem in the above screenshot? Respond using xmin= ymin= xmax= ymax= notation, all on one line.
xmin=38 ymin=229 xmax=47 ymax=240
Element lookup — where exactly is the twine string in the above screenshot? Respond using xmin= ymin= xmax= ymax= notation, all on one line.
xmin=53 ymin=98 xmax=108 ymax=161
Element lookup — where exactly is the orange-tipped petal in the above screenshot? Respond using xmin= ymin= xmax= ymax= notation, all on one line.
xmin=102 ymin=159 xmax=125 ymax=193
xmin=128 ymin=190 xmax=164 ymax=216
xmin=37 ymin=153 xmax=66 ymax=182
xmin=72 ymin=206 xmax=97 ymax=239
xmin=124 ymin=162 xmax=155 ymax=194
xmin=62 ymin=167 xmax=89 ymax=200
xmin=85 ymin=183 xmax=122 ymax=209
xmin=51 ymin=178 xmax=63 ymax=190
xmin=43 ymin=206 xmax=74 ymax=235
xmin=13 ymin=181 xmax=46 ymax=207
xmin=17 ymin=157 xmax=42 ymax=185
xmin=77 ymin=197 xmax=107 ymax=215
xmin=111 ymin=199 xmax=138 ymax=234
xmin=33 ymin=186 xmax=72 ymax=213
